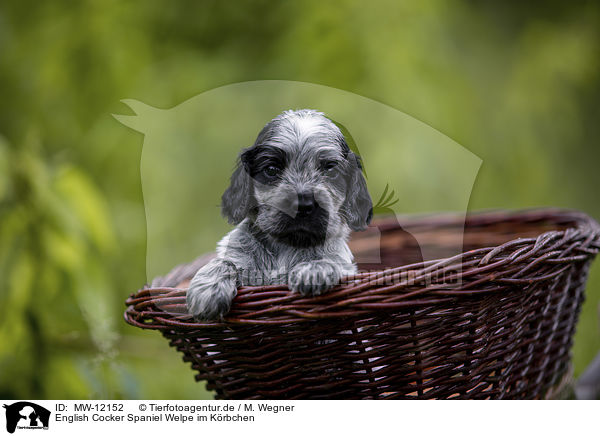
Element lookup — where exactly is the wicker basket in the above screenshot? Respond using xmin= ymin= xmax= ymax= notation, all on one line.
xmin=125 ymin=209 xmax=600 ymax=399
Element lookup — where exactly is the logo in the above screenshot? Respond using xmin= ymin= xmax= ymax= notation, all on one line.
xmin=114 ymin=80 xmax=481 ymax=284
xmin=2 ymin=402 xmax=50 ymax=434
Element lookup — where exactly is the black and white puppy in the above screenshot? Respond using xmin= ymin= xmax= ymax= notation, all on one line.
xmin=187 ymin=109 xmax=372 ymax=320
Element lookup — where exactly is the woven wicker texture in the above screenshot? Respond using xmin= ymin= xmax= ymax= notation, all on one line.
xmin=125 ymin=209 xmax=600 ymax=399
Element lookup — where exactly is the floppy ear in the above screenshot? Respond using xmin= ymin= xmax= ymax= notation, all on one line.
xmin=221 ymin=152 xmax=254 ymax=225
xmin=342 ymin=152 xmax=373 ymax=231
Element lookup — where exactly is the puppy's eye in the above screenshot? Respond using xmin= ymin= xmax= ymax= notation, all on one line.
xmin=324 ymin=161 xmax=337 ymax=171
xmin=323 ymin=161 xmax=339 ymax=178
xmin=264 ymin=165 xmax=281 ymax=178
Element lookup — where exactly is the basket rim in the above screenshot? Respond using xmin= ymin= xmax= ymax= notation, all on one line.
xmin=124 ymin=207 xmax=600 ymax=328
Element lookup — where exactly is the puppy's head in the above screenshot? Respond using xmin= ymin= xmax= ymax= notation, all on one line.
xmin=222 ymin=109 xmax=372 ymax=247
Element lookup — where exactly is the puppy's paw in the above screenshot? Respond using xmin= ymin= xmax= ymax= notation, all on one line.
xmin=288 ymin=261 xmax=341 ymax=296
xmin=186 ymin=261 xmax=238 ymax=321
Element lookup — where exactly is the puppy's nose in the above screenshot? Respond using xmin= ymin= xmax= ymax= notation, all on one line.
xmin=297 ymin=191 xmax=316 ymax=216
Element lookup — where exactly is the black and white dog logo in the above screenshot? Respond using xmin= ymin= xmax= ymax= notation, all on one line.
xmin=3 ymin=402 xmax=50 ymax=433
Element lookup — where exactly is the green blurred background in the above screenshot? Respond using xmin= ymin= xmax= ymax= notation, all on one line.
xmin=1 ymin=0 xmax=599 ymax=399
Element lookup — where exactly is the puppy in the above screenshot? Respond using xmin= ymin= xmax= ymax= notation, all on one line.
xmin=187 ymin=109 xmax=373 ymax=320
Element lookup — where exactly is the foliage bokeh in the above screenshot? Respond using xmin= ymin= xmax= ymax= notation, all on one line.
xmin=0 ymin=0 xmax=599 ymax=399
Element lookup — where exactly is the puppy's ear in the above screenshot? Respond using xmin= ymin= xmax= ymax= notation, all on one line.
xmin=221 ymin=150 xmax=254 ymax=225
xmin=342 ymin=152 xmax=373 ymax=231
